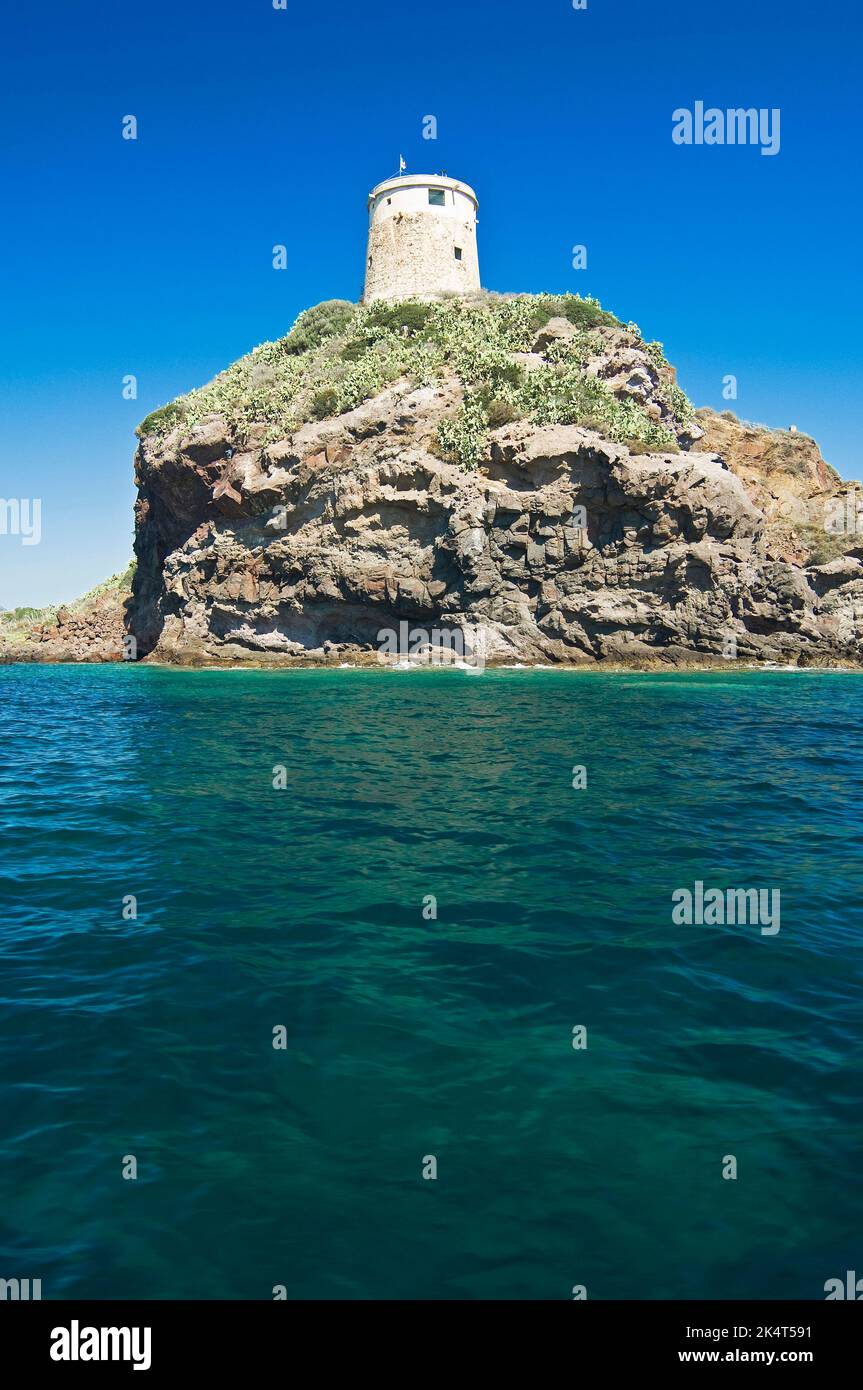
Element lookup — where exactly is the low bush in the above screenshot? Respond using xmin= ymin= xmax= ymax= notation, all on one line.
xmin=364 ymin=301 xmax=435 ymax=336
xmin=137 ymin=293 xmax=693 ymax=466
xmin=528 ymin=294 xmax=620 ymax=333
xmin=486 ymin=397 xmax=520 ymax=428
xmin=282 ymin=300 xmax=356 ymax=356
xmin=340 ymin=338 xmax=370 ymax=362
xmin=560 ymin=294 xmax=620 ymax=330
xmin=137 ymin=400 xmax=188 ymax=438
xmin=310 ymin=387 xmax=339 ymax=420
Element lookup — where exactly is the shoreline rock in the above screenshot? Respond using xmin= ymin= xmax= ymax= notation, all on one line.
xmin=5 ymin=297 xmax=861 ymax=671
xmin=125 ymin=392 xmax=863 ymax=670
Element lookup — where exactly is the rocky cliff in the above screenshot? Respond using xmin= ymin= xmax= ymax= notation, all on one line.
xmin=126 ymin=295 xmax=862 ymax=668
xmin=693 ymin=408 xmax=854 ymax=565
xmin=6 ymin=295 xmax=860 ymax=668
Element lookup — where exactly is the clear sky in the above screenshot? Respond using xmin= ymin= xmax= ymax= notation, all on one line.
xmin=1 ymin=0 xmax=860 ymax=607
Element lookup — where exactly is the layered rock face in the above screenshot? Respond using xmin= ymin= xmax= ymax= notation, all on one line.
xmin=131 ymin=382 xmax=863 ymax=667
xmin=694 ymin=409 xmax=851 ymax=564
xmin=8 ymin=295 xmax=856 ymax=669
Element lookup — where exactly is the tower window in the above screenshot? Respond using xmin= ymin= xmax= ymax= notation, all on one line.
xmin=454 ymin=247 xmax=463 ymax=260
xmin=428 ymin=188 xmax=445 ymax=206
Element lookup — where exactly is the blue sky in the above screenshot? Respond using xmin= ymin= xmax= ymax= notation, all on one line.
xmin=1 ymin=0 xmax=860 ymax=607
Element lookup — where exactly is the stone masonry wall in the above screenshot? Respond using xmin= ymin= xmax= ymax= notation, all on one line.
xmin=364 ymin=211 xmax=480 ymax=302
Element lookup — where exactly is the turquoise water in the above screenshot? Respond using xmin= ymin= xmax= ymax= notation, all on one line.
xmin=1 ymin=664 xmax=861 ymax=1300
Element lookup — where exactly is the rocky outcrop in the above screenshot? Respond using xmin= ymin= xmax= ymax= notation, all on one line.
xmin=10 ymin=296 xmax=859 ymax=670
xmin=694 ymin=408 xmax=858 ymax=566
xmin=129 ymin=382 xmax=863 ymax=667
xmin=0 ymin=585 xmax=129 ymax=663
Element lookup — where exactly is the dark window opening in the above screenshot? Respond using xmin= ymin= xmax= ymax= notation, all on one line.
xmin=428 ymin=188 xmax=445 ymax=206
xmin=454 ymin=247 xmax=463 ymax=261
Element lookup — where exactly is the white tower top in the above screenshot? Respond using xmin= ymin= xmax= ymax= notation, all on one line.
xmin=363 ymin=173 xmax=480 ymax=303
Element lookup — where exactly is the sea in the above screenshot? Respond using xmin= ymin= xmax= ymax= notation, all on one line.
xmin=1 ymin=664 xmax=861 ymax=1299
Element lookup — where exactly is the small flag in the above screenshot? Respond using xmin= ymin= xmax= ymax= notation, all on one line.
xmin=399 ymin=154 xmax=406 ymax=173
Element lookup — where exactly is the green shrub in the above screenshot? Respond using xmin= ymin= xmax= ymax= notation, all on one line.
xmin=338 ymin=302 xmax=436 ymax=363
xmin=518 ymin=362 xmax=676 ymax=448
xmin=492 ymin=360 xmax=523 ymax=389
xmin=471 ymin=379 xmax=522 ymax=428
xmin=644 ymin=340 xmax=667 ymax=368
xmin=486 ymin=397 xmax=520 ymax=428
xmin=526 ymin=296 xmax=560 ymax=332
xmin=282 ymin=300 xmax=356 ymax=356
xmin=310 ymin=387 xmax=339 ymax=420
xmin=138 ymin=293 xmax=692 ymax=462
xmin=340 ymin=338 xmax=371 ymax=362
xmin=364 ymin=301 xmax=435 ymax=336
xmin=661 ymin=381 xmax=695 ymax=424
xmin=527 ymin=294 xmax=620 ymax=334
xmin=525 ymin=293 xmax=619 ymax=333
xmin=436 ymin=392 xmax=490 ymax=470
xmin=137 ymin=400 xmax=188 ymax=438
xmin=560 ymin=295 xmax=620 ymax=329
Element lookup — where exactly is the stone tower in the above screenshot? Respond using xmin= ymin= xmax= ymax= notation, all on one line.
xmin=363 ymin=173 xmax=480 ymax=303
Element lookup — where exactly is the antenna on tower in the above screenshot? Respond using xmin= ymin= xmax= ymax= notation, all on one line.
xmin=398 ymin=154 xmax=406 ymax=175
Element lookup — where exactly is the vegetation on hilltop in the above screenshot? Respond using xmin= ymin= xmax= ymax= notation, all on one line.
xmin=138 ymin=294 xmax=694 ymax=469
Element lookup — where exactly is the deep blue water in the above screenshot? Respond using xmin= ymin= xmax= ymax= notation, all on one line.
xmin=1 ymin=664 xmax=861 ymax=1300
